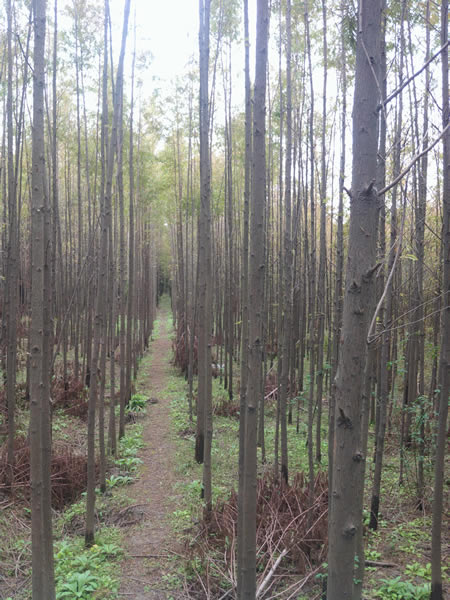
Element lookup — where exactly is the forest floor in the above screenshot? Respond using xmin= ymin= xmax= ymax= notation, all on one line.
xmin=0 ymin=302 xmax=448 ymax=599
xmin=118 ymin=303 xmax=183 ymax=599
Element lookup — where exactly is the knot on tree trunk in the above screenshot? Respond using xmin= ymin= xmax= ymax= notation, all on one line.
xmin=349 ymin=280 xmax=361 ymax=294
xmin=361 ymin=180 xmax=377 ymax=199
xmin=343 ymin=524 xmax=357 ymax=538
xmin=337 ymin=407 xmax=353 ymax=429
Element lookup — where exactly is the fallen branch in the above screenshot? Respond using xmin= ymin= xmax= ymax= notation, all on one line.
xmin=265 ymin=386 xmax=278 ymax=400
xmin=366 ymin=560 xmax=398 ymax=568
xmin=130 ymin=553 xmax=169 ymax=559
xmin=256 ymin=548 xmax=288 ymax=599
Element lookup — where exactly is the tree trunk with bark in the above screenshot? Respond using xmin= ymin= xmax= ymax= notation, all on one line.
xmin=327 ymin=1 xmax=382 ymax=598
xmin=30 ymin=0 xmax=56 ymax=596
xmin=430 ymin=4 xmax=449 ymax=598
xmin=239 ymin=1 xmax=268 ymax=596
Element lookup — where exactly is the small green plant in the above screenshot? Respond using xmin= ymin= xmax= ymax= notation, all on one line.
xmin=375 ymin=576 xmax=430 ymax=600
xmin=404 ymin=561 xmax=432 ymax=581
xmin=54 ymin=534 xmax=122 ymax=600
xmin=366 ymin=549 xmax=381 ymax=561
xmin=57 ymin=570 xmax=98 ymax=598
xmin=127 ymin=393 xmax=148 ymax=412
xmin=114 ymin=455 xmax=143 ymax=472
xmin=315 ymin=562 xmax=327 ymax=582
xmin=106 ymin=474 xmax=133 ymax=488
xmin=118 ymin=424 xmax=145 ymax=454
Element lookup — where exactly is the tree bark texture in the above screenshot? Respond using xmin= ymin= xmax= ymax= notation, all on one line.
xmin=239 ymin=1 xmax=269 ymax=597
xmin=327 ymin=1 xmax=382 ymax=598
xmin=430 ymin=3 xmax=449 ymax=598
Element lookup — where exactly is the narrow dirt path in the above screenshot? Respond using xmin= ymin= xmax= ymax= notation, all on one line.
xmin=119 ymin=306 xmax=181 ymax=600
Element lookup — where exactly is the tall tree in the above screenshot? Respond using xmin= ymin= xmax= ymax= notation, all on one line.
xmin=85 ymin=0 xmax=131 ymax=546
xmin=236 ymin=0 xmax=251 ymax=594
xmin=315 ymin=0 xmax=328 ymax=464
xmin=279 ymin=0 xmax=292 ymax=485
xmin=197 ymin=0 xmax=213 ymax=512
xmin=30 ymin=0 xmax=56 ymax=596
xmin=327 ymin=1 xmax=382 ymax=598
xmin=430 ymin=2 xmax=449 ymax=598
xmin=329 ymin=0 xmax=348 ymax=506
xmin=5 ymin=0 xmax=18 ymax=472
xmin=239 ymin=0 xmax=269 ymax=596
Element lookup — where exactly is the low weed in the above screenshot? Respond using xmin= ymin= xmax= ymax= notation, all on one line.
xmin=54 ymin=529 xmax=123 ymax=600
xmin=106 ymin=474 xmax=133 ymax=488
xmin=127 ymin=393 xmax=148 ymax=413
xmin=374 ymin=576 xmax=430 ymax=600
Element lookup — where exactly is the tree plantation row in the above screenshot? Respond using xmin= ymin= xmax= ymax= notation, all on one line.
xmin=0 ymin=1 xmax=448 ymax=600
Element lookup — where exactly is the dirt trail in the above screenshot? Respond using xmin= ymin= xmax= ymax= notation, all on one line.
xmin=119 ymin=306 xmax=181 ymax=599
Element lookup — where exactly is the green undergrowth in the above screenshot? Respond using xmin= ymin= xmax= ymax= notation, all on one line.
xmin=1 ymin=306 xmax=175 ymax=600
xmin=2 ymin=326 xmax=159 ymax=600
xmin=169 ymin=373 xmax=330 ymax=536
xmin=165 ymin=353 xmax=446 ymax=598
xmin=2 ymin=417 xmax=145 ymax=600
xmin=51 ymin=421 xmax=145 ymax=600
xmin=54 ymin=529 xmax=123 ymax=599
xmin=363 ymin=515 xmax=449 ymax=600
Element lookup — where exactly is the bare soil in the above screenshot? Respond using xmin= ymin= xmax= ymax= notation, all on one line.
xmin=119 ymin=307 xmax=182 ymax=599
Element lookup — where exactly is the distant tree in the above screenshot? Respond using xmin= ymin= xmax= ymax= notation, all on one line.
xmin=5 ymin=0 xmax=18 ymax=473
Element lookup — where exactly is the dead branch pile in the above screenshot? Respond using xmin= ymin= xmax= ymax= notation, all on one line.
xmin=0 ymin=436 xmax=95 ymax=510
xmin=186 ymin=471 xmax=328 ymax=598
xmin=52 ymin=372 xmax=88 ymax=420
xmin=263 ymin=372 xmax=299 ymax=409
xmin=213 ymin=396 xmax=240 ymax=419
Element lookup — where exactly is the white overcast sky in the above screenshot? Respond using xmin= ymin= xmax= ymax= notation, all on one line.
xmin=131 ymin=0 xmax=199 ymax=84
xmin=107 ymin=0 xmax=256 ymax=96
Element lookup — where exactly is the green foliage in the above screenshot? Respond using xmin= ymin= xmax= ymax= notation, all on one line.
xmin=106 ymin=474 xmax=133 ymax=488
xmin=389 ymin=518 xmax=431 ymax=555
xmin=374 ymin=576 xmax=430 ymax=600
xmin=114 ymin=455 xmax=143 ymax=472
xmin=57 ymin=570 xmax=98 ymax=598
xmin=366 ymin=549 xmax=381 ymax=562
xmin=54 ymin=531 xmax=122 ymax=600
xmin=152 ymin=317 xmax=161 ymax=340
xmin=404 ymin=561 xmax=432 ymax=581
xmin=127 ymin=393 xmax=148 ymax=412
xmin=117 ymin=424 xmax=145 ymax=456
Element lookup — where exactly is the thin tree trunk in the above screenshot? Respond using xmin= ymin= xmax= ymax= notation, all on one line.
xmin=6 ymin=0 xmax=18 ymax=473
xmin=315 ymin=0 xmax=328 ymax=465
xmin=237 ymin=0 xmax=251 ymax=594
xmin=239 ymin=1 xmax=268 ymax=596
xmin=197 ymin=0 xmax=213 ymax=515
xmin=430 ymin=4 xmax=449 ymax=598
xmin=329 ymin=0 xmax=347 ymax=507
xmin=86 ymin=0 xmax=130 ymax=545
xmin=30 ymin=0 xmax=56 ymax=595
xmin=327 ymin=1 xmax=381 ymax=598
